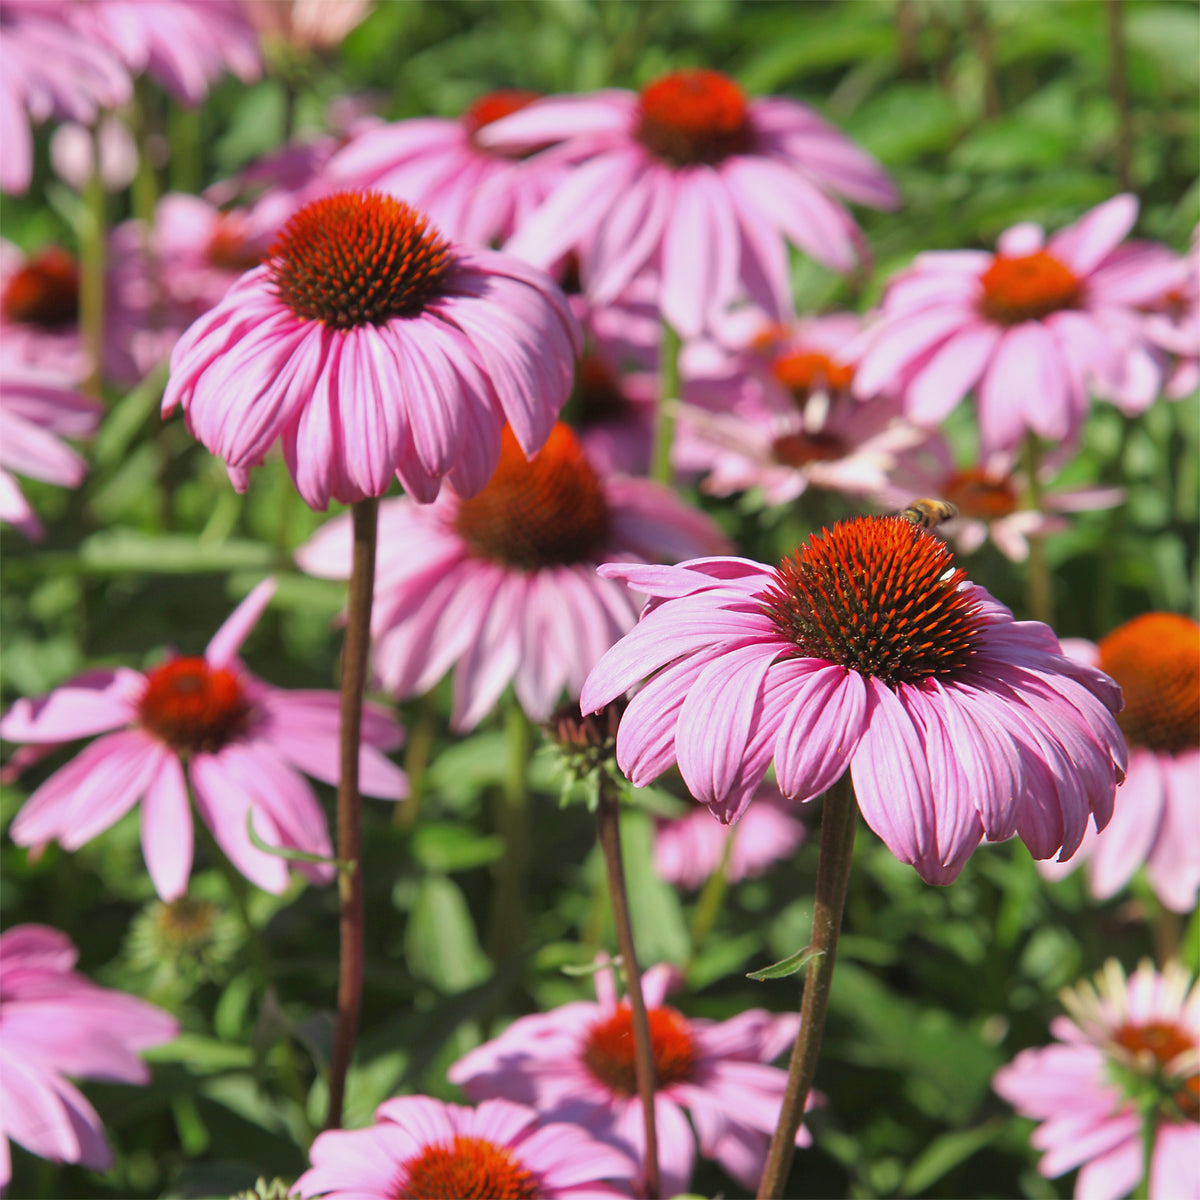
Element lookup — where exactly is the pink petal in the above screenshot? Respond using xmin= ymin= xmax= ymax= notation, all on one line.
xmin=205 ymin=579 xmax=276 ymax=668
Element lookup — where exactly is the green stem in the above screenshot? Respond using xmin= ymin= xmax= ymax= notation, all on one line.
xmin=688 ymin=822 xmax=738 ymax=958
xmin=1106 ymin=0 xmax=1134 ymax=191
xmin=757 ymin=774 xmax=858 ymax=1200
xmin=1020 ymin=434 xmax=1053 ymax=626
xmin=78 ymin=143 xmax=106 ymax=397
xmin=130 ymin=82 xmax=160 ymax=227
xmin=596 ymin=774 xmax=660 ymax=1200
xmin=1133 ymin=1108 xmax=1155 ymax=1200
xmin=394 ymin=695 xmax=436 ymax=828
xmin=487 ymin=704 xmax=531 ymax=965
xmin=325 ymin=497 xmax=379 ymax=1130
xmin=653 ymin=320 xmax=682 ymax=487
xmin=167 ymin=103 xmax=201 ymax=196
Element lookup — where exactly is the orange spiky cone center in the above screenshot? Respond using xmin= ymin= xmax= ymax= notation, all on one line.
xmin=137 ymin=657 xmax=251 ymax=753
xmin=979 ymin=251 xmax=1081 ymax=325
xmin=636 ymin=68 xmax=753 ymax=166
xmin=583 ymin=1003 xmax=698 ymax=1096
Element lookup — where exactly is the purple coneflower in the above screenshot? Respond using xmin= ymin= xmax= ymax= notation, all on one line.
xmin=295 ymin=1095 xmax=637 ymax=1200
xmin=449 ymin=962 xmax=807 ymax=1196
xmin=994 ymin=959 xmax=1199 ymax=1200
xmin=487 ymin=69 xmax=898 ymax=337
xmin=1041 ymin=614 xmax=1199 ymax=913
xmin=0 ymin=924 xmax=177 ymax=1191
xmin=297 ymin=421 xmax=728 ymax=729
xmin=163 ymin=190 xmax=579 ymax=508
xmin=581 ymin=516 xmax=1126 ymax=883
xmin=1 ymin=580 xmax=407 ymax=899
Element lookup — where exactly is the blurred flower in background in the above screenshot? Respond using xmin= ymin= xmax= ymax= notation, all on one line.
xmin=0 ymin=924 xmax=177 ymax=1191
xmin=297 ymin=422 xmax=729 ymax=729
xmin=994 ymin=958 xmax=1199 ymax=1200
xmin=450 ymin=962 xmax=808 ymax=1196
xmin=242 ymin=0 xmax=372 ymax=55
xmin=1040 ymin=614 xmax=1200 ymax=913
xmin=1 ymin=580 xmax=407 ymax=899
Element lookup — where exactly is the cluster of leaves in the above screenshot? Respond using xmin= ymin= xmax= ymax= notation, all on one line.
xmin=1 ymin=2 xmax=1197 ymax=1198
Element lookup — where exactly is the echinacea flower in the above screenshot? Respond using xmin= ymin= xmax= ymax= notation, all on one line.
xmin=296 ymin=1095 xmax=636 ymax=1200
xmin=0 ymin=0 xmax=131 ymax=194
xmin=296 ymin=422 xmax=728 ymax=729
xmin=64 ymin=0 xmax=259 ymax=106
xmin=580 ymin=516 xmax=1127 ymax=883
xmin=163 ymin=190 xmax=580 ymax=509
xmin=882 ymin=459 xmax=1124 ymax=563
xmin=1 ymin=242 xmax=86 ymax=380
xmin=994 ymin=958 xmax=1199 ymax=1200
xmin=853 ymin=195 xmax=1181 ymax=456
xmin=242 ymin=0 xmax=372 ymax=54
xmin=1 ymin=580 xmax=407 ymax=899
xmin=488 ymin=69 xmax=898 ymax=337
xmin=1039 ymin=614 xmax=1199 ymax=913
xmin=449 ymin=962 xmax=807 ymax=1195
xmin=0 ymin=367 xmax=102 ymax=539
xmin=655 ymin=785 xmax=806 ymax=892
xmin=0 ymin=923 xmax=177 ymax=1191
xmin=328 ymin=90 xmax=571 ymax=248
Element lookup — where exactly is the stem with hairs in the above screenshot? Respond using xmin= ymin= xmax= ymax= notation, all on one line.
xmin=757 ymin=772 xmax=857 ymax=1200
xmin=596 ymin=773 xmax=660 ymax=1199
xmin=653 ymin=320 xmax=682 ymax=487
xmin=325 ymin=496 xmax=379 ymax=1130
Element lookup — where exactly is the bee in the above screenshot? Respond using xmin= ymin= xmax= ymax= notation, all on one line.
xmin=900 ymin=498 xmax=958 ymax=530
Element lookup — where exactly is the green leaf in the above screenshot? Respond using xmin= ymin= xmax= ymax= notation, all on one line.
xmin=405 ymin=874 xmax=492 ymax=993
xmin=144 ymin=1034 xmax=254 ymax=1073
xmin=901 ymin=1120 xmax=1003 ymax=1196
xmin=78 ymin=531 xmax=276 ymax=574
xmin=617 ymin=809 xmax=691 ymax=966
xmin=747 ymin=945 xmax=824 ymax=982
xmin=411 ymin=822 xmax=504 ymax=872
xmin=245 ymin=811 xmax=346 ymax=868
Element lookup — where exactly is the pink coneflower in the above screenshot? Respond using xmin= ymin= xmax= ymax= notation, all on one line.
xmin=297 ymin=1094 xmax=636 ymax=1200
xmin=994 ymin=959 xmax=1199 ymax=1200
xmin=64 ymin=0 xmax=259 ymax=106
xmin=449 ymin=962 xmax=807 ymax=1195
xmin=0 ymin=0 xmax=131 ymax=194
xmin=488 ymin=69 xmax=898 ymax=337
xmin=0 ymin=367 xmax=102 ymax=540
xmin=328 ymin=90 xmax=571 ymax=248
xmin=296 ymin=422 xmax=728 ymax=730
xmin=883 ymin=460 xmax=1124 ymax=563
xmin=1040 ymin=614 xmax=1199 ymax=913
xmin=0 ymin=580 xmax=407 ymax=900
xmin=242 ymin=0 xmax=372 ymax=53
xmin=580 ymin=516 xmax=1127 ymax=884
xmin=655 ymin=785 xmax=806 ymax=892
xmin=570 ymin=352 xmax=655 ymax=477
xmin=0 ymin=242 xmax=87 ymax=380
xmin=852 ymin=195 xmax=1181 ymax=456
xmin=0 ymin=923 xmax=177 ymax=1191
xmin=163 ymin=190 xmax=579 ymax=509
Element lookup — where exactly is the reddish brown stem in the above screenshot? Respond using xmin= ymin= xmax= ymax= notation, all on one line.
xmin=596 ymin=775 xmax=660 ymax=1199
xmin=325 ymin=496 xmax=379 ymax=1130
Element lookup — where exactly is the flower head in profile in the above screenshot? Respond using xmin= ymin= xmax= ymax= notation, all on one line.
xmin=328 ymin=90 xmax=571 ymax=248
xmin=297 ymin=422 xmax=728 ymax=729
xmin=655 ymin=785 xmax=806 ymax=892
xmin=0 ymin=368 xmax=102 ymax=539
xmin=163 ymin=190 xmax=580 ymax=509
xmin=295 ymin=1095 xmax=636 ymax=1200
xmin=0 ymin=0 xmax=132 ymax=194
xmin=853 ymin=195 xmax=1181 ymax=456
xmin=1 ymin=580 xmax=407 ymax=899
xmin=0 ymin=924 xmax=177 ymax=1191
xmin=581 ymin=517 xmax=1126 ymax=883
xmin=488 ymin=69 xmax=898 ymax=337
xmin=1040 ymin=614 xmax=1199 ymax=913
xmin=994 ymin=959 xmax=1199 ymax=1200
xmin=449 ymin=962 xmax=807 ymax=1196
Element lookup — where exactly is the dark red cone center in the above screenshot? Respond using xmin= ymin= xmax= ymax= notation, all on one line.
xmin=979 ymin=250 xmax=1081 ymax=325
xmin=942 ymin=468 xmax=1019 ymax=520
xmin=635 ymin=68 xmax=753 ymax=166
xmin=399 ymin=1136 xmax=539 ymax=1200
xmin=583 ymin=1003 xmax=698 ymax=1096
xmin=2 ymin=247 xmax=79 ymax=328
xmin=137 ymin=657 xmax=251 ymax=754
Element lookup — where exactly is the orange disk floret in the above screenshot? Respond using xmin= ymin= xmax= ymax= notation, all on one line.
xmin=455 ymin=423 xmax=612 ymax=570
xmin=979 ymin=250 xmax=1081 ymax=325
xmin=401 ymin=1135 xmax=540 ymax=1200
xmin=1098 ymin=613 xmax=1200 ymax=755
xmin=761 ymin=515 xmax=984 ymax=686
xmin=771 ymin=349 xmax=855 ymax=402
xmin=635 ymin=68 xmax=753 ymax=166
xmin=137 ymin=657 xmax=251 ymax=754
xmin=583 ymin=1004 xmax=698 ymax=1097
xmin=268 ymin=191 xmax=453 ymax=328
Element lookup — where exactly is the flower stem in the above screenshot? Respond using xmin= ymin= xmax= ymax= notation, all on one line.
xmin=653 ymin=319 xmax=682 ymax=487
xmin=756 ymin=772 xmax=858 ymax=1200
xmin=487 ymin=704 xmax=531 ymax=966
xmin=78 ymin=140 xmax=106 ymax=397
xmin=596 ymin=773 xmax=660 ymax=1200
xmin=1020 ymin=434 xmax=1054 ymax=626
xmin=1106 ymin=0 xmax=1134 ymax=191
xmin=325 ymin=496 xmax=379 ymax=1131
xmin=688 ymin=823 xmax=738 ymax=958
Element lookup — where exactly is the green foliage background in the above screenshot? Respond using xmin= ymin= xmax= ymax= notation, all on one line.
xmin=1 ymin=2 xmax=1197 ymax=1198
